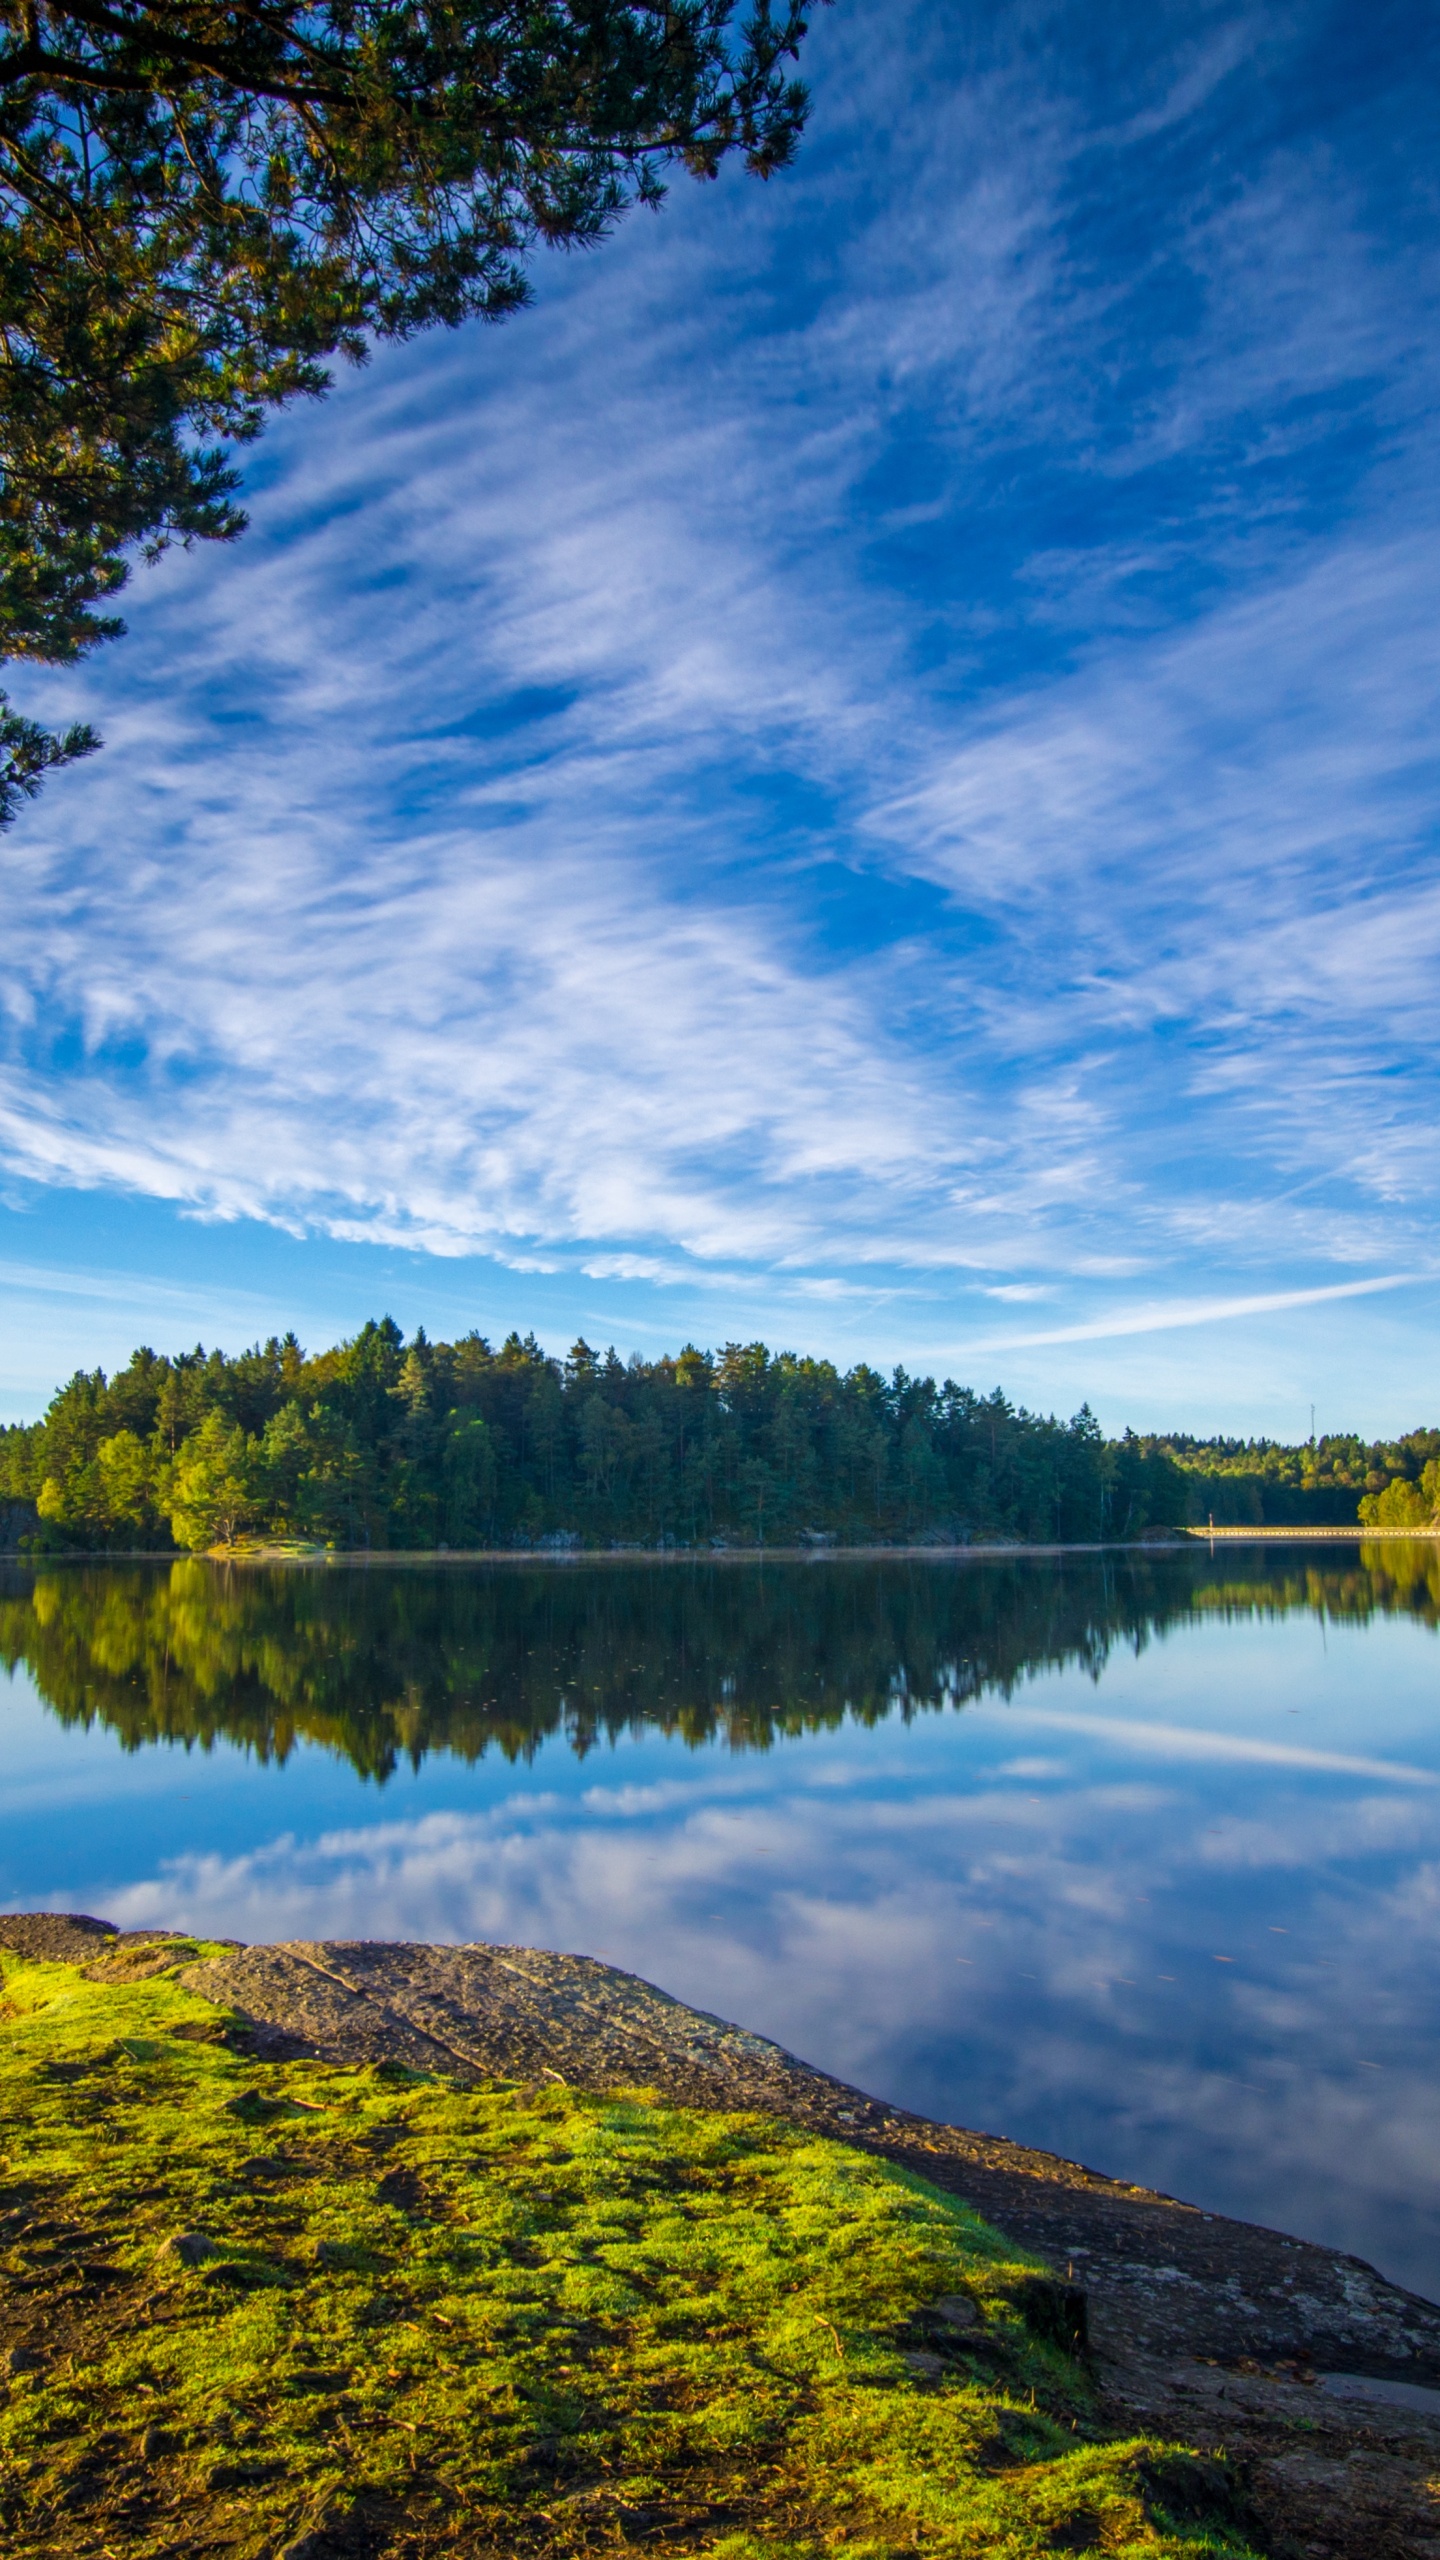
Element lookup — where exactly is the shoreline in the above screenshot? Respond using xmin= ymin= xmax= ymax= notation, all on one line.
xmin=4 ymin=1914 xmax=1438 ymax=2560
xmin=4 ymin=1526 xmax=1434 ymax=1566
xmin=0 ymin=1918 xmax=1278 ymax=2560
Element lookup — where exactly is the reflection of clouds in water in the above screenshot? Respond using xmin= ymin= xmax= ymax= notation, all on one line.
xmin=1186 ymin=1795 xmax=1437 ymax=1869
xmin=101 ymin=1773 xmax=1180 ymax=2007
xmin=99 ymin=1756 xmax=1440 ymax=2288
xmin=1104 ymin=2046 xmax=1440 ymax=2278
xmin=576 ymin=1771 xmax=775 ymax=1818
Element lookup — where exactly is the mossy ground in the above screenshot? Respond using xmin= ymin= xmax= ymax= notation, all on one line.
xmin=0 ymin=1946 xmax=1259 ymax=2558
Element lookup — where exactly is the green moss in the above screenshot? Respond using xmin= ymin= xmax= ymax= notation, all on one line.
xmin=0 ymin=1949 xmax=1258 ymax=2556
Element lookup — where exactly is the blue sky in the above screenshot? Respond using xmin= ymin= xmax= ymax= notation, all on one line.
xmin=3 ymin=0 xmax=1438 ymax=1432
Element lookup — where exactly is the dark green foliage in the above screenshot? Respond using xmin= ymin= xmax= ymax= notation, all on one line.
xmin=1 ymin=1318 xmax=1139 ymax=1550
xmin=0 ymin=0 xmax=822 ymax=806
xmin=1152 ymin=1427 xmax=1440 ymax=1526
xmin=2 ymin=1317 xmax=1429 ymax=1553
xmin=0 ymin=688 xmax=97 ymax=822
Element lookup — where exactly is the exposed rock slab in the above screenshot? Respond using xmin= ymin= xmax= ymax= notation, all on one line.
xmin=0 ymin=1912 xmax=134 ymax=1963
xmin=177 ymin=1933 xmax=1440 ymax=2388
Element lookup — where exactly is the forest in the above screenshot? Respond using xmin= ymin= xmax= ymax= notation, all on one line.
xmin=0 ymin=1318 xmax=1436 ymax=1553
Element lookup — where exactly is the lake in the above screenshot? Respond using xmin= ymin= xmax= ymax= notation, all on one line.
xmin=3 ymin=1541 xmax=1439 ymax=2297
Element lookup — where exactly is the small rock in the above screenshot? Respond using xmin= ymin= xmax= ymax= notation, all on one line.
xmin=140 ymin=2425 xmax=173 ymax=2460
xmin=902 ymin=2349 xmax=946 ymax=2378
xmin=164 ymin=2231 xmax=220 ymax=2266
xmin=932 ymin=2293 xmax=980 ymax=2330
xmin=5 ymin=2345 xmax=40 ymax=2376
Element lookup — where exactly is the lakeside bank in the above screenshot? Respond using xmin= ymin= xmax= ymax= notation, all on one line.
xmin=0 ymin=1916 xmax=1240 ymax=2560
xmin=3 ymin=1915 xmax=1440 ymax=2560
xmin=7 ymin=1525 xmax=1439 ymax=1565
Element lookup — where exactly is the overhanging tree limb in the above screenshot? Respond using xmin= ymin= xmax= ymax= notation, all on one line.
xmin=0 ymin=684 xmax=96 ymax=818
xmin=0 ymin=0 xmax=826 ymax=821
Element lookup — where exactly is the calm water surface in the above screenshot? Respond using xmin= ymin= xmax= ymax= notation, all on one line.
xmin=3 ymin=1543 xmax=1439 ymax=2295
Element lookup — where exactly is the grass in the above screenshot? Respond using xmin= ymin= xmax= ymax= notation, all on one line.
xmin=0 ymin=1944 xmax=1261 ymax=2558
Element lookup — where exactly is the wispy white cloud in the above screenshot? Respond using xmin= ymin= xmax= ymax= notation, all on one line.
xmin=1 ymin=0 xmax=1438 ymax=1398
xmin=944 ymin=1273 xmax=1419 ymax=1352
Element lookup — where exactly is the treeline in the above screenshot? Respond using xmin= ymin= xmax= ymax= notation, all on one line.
xmin=0 ymin=1317 xmax=1434 ymax=1552
xmin=1154 ymin=1429 xmax=1440 ymax=1527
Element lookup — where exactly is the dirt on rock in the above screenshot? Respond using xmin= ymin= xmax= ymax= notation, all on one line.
xmin=8 ymin=1915 xmax=1440 ymax=2558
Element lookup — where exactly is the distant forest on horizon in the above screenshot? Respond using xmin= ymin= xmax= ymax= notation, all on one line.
xmin=2 ymin=1319 xmax=1437 ymax=1554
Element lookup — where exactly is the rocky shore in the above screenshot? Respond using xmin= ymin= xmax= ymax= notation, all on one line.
xmin=4 ymin=1911 xmax=1439 ymax=2557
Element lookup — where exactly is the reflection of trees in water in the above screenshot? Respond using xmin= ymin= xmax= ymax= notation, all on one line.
xmin=1358 ymin=1539 xmax=1440 ymax=1616
xmin=1189 ymin=1544 xmax=1440 ymax=1626
xmin=1 ymin=1548 xmax=1436 ymax=1785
